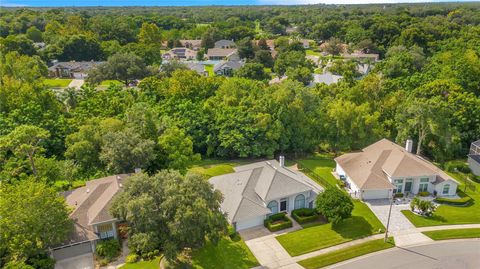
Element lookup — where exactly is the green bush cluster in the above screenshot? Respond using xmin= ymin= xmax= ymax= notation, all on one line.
xmin=418 ymin=191 xmax=430 ymax=197
xmin=125 ymin=253 xmax=139 ymax=263
xmin=264 ymin=212 xmax=293 ymax=232
xmin=291 ymin=208 xmax=319 ymax=224
xmin=444 ymin=161 xmax=471 ymax=173
xmin=95 ymin=239 xmax=121 ymax=262
xmin=394 ymin=193 xmax=404 ymax=198
xmin=410 ymin=197 xmax=436 ymax=216
xmin=434 ymin=191 xmax=472 ymax=206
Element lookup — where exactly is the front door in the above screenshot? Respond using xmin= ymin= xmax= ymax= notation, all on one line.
xmin=405 ymin=181 xmax=412 ymax=192
xmin=280 ymin=199 xmax=287 ymax=212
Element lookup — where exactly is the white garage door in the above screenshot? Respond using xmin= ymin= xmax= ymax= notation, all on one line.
xmin=236 ymin=216 xmax=265 ymax=230
xmin=362 ymin=189 xmax=390 ymax=200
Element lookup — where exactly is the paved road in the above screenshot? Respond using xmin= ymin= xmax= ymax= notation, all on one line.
xmin=330 ymin=240 xmax=480 ymax=269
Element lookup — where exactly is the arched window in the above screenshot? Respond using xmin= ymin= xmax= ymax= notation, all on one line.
xmin=267 ymin=201 xmax=278 ymax=215
xmin=294 ymin=194 xmax=306 ymax=209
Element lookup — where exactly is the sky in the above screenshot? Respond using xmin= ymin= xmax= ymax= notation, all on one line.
xmin=0 ymin=0 xmax=472 ymax=7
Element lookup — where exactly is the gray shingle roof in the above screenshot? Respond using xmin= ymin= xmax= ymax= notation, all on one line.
xmin=214 ymin=39 xmax=236 ymax=48
xmin=48 ymin=61 xmax=104 ymax=72
xmin=213 ymin=60 xmax=244 ymax=72
xmin=209 ymin=160 xmax=322 ymax=222
xmin=58 ymin=174 xmax=128 ymax=247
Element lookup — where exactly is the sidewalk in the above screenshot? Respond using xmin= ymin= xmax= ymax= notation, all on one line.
xmin=418 ymin=223 xmax=480 ymax=232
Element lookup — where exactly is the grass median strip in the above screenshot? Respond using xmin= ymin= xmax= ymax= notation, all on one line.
xmin=298 ymin=238 xmax=395 ymax=269
xmin=422 ymin=228 xmax=480 ymax=240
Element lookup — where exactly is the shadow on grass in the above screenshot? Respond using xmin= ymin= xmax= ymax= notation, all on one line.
xmin=332 ymin=216 xmax=374 ymax=239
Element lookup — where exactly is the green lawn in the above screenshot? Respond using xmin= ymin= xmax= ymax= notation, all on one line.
xmin=401 ymin=175 xmax=480 ymax=227
xmin=298 ymin=238 xmax=395 ymax=269
xmin=422 ymin=228 xmax=480 ymax=240
xmin=188 ymin=159 xmax=254 ymax=178
xmin=101 ymin=80 xmax=123 ymax=86
xmin=276 ymin=200 xmax=384 ymax=256
xmin=120 ymin=257 xmax=161 ymax=269
xmin=43 ymin=78 xmax=72 ymax=87
xmin=306 ymin=50 xmax=321 ymax=56
xmin=297 ymin=153 xmax=339 ymax=187
xmin=166 ymin=236 xmax=259 ymax=269
xmin=205 ymin=64 xmax=214 ymax=76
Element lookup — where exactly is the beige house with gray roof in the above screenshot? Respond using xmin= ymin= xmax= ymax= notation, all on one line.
xmin=335 ymin=139 xmax=459 ymax=200
xmin=52 ymin=174 xmax=128 ymax=268
xmin=209 ymin=157 xmax=323 ymax=231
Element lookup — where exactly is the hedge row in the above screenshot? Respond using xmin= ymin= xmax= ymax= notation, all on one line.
xmin=291 ymin=208 xmax=319 ymax=224
xmin=264 ymin=212 xmax=293 ymax=232
xmin=434 ymin=191 xmax=473 ymax=206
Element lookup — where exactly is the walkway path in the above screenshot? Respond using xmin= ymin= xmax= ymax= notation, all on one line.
xmin=418 ymin=223 xmax=480 ymax=232
xmin=68 ymin=79 xmax=84 ymax=89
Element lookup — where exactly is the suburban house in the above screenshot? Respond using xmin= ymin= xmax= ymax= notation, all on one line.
xmin=300 ymin=39 xmax=311 ymax=49
xmin=209 ymin=157 xmax=323 ymax=231
xmin=335 ymin=139 xmax=459 ymax=200
xmin=342 ymin=51 xmax=380 ymax=62
xmin=206 ymin=48 xmax=239 ymax=61
xmin=311 ymin=72 xmax=343 ymax=85
xmin=213 ymin=60 xmax=244 ymax=76
xmin=48 ymin=61 xmax=104 ymax=79
xmin=468 ymin=139 xmax=480 ymax=176
xmin=162 ymin=47 xmax=197 ymax=60
xmin=214 ymin=39 xmax=236 ymax=49
xmin=52 ymin=175 xmax=128 ymax=269
xmin=185 ymin=62 xmax=208 ymax=76
xmin=180 ymin=39 xmax=202 ymax=50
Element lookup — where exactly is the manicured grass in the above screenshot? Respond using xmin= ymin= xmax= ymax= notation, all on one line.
xmin=101 ymin=80 xmax=123 ymax=86
xmin=43 ymin=78 xmax=72 ymax=87
xmin=119 ymin=257 xmax=160 ymax=269
xmin=297 ymin=153 xmax=339 ymax=187
xmin=422 ymin=228 xmax=480 ymax=240
xmin=189 ymin=164 xmax=235 ymax=178
xmin=276 ymin=200 xmax=385 ymax=256
xmin=205 ymin=64 xmax=214 ymax=76
xmin=166 ymin=237 xmax=258 ymax=269
xmin=298 ymin=238 xmax=395 ymax=269
xmin=401 ymin=174 xmax=480 ymax=227
xmin=306 ymin=50 xmax=321 ymax=56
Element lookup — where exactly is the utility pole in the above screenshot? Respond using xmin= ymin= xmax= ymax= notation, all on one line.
xmin=384 ymin=195 xmax=394 ymax=242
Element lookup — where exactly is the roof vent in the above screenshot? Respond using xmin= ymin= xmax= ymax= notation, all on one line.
xmin=86 ymin=188 xmax=90 ymax=193
xmin=119 ymin=183 xmax=123 ymax=188
xmin=405 ymin=139 xmax=413 ymax=153
xmin=236 ymin=179 xmax=243 ymax=186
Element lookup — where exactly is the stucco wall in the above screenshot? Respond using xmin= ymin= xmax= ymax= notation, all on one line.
xmin=468 ymin=156 xmax=480 ymax=176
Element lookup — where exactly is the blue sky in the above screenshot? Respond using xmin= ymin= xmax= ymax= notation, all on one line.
xmin=0 ymin=0 xmax=470 ymax=7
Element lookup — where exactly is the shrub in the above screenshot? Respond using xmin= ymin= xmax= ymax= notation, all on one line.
xmin=410 ymin=197 xmax=436 ymax=216
xmin=264 ymin=212 xmax=293 ymax=232
xmin=291 ymin=208 xmax=319 ymax=224
xmin=128 ymin=232 xmax=158 ymax=256
xmin=125 ymin=254 xmax=139 ymax=263
xmin=337 ymin=181 xmax=345 ymax=188
xmin=418 ymin=191 xmax=430 ymax=197
xmin=394 ymin=193 xmax=404 ymax=198
xmin=316 ymin=187 xmax=354 ymax=225
xmin=434 ymin=191 xmax=472 ymax=206
xmin=96 ymin=239 xmax=121 ymax=261
xmin=98 ymin=259 xmax=109 ymax=266
xmin=444 ymin=161 xmax=471 ymax=173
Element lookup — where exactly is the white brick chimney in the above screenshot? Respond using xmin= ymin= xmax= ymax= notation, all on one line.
xmin=405 ymin=139 xmax=413 ymax=153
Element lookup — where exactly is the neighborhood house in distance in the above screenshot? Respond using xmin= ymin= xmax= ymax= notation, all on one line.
xmin=335 ymin=139 xmax=459 ymax=200
xmin=210 ymin=157 xmax=323 ymax=231
xmin=468 ymin=139 xmax=480 ymax=176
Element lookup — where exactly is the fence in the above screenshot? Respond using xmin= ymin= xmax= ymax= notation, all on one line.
xmin=297 ymin=162 xmax=335 ymax=188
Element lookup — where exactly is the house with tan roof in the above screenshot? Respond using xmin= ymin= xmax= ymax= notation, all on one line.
xmin=51 ymin=174 xmax=128 ymax=268
xmin=209 ymin=157 xmax=323 ymax=231
xmin=335 ymin=139 xmax=459 ymax=200
xmin=206 ymin=48 xmax=239 ymax=61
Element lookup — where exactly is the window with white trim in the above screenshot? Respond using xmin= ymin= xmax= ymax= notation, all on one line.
xmin=442 ymin=184 xmax=450 ymax=195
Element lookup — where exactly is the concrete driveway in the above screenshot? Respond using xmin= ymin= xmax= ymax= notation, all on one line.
xmin=365 ymin=199 xmax=432 ymax=247
xmin=366 ymin=199 xmax=415 ymax=232
xmin=55 ymin=253 xmax=94 ymax=269
xmin=68 ymin=79 xmax=84 ymax=89
xmin=240 ymin=223 xmax=303 ymax=268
